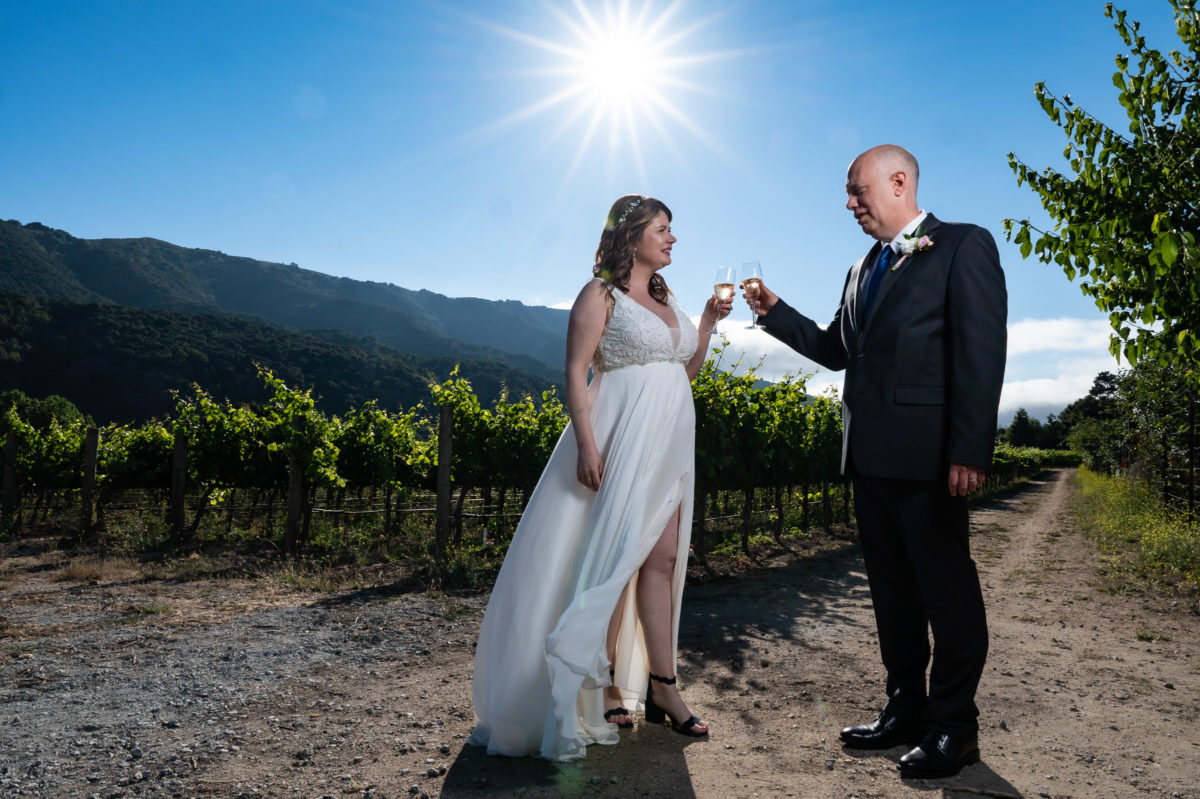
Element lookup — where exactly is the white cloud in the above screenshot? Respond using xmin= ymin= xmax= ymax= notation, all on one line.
xmin=1007 ymin=317 xmax=1112 ymax=355
xmin=1001 ymin=318 xmax=1120 ymax=418
xmin=693 ymin=317 xmax=831 ymax=386
xmin=1000 ymin=374 xmax=1095 ymax=415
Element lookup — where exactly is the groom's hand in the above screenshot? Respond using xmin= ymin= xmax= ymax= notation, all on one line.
xmin=948 ymin=462 xmax=985 ymax=496
xmin=747 ymin=281 xmax=779 ymax=318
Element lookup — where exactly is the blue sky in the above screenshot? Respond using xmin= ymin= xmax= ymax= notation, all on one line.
xmin=1 ymin=0 xmax=1180 ymax=421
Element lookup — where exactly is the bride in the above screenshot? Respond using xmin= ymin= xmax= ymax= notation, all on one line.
xmin=468 ymin=195 xmax=729 ymax=761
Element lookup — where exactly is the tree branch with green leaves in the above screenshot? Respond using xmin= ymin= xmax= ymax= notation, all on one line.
xmin=1005 ymin=1 xmax=1200 ymax=379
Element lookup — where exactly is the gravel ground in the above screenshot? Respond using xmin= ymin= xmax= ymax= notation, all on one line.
xmin=2 ymin=469 xmax=1198 ymax=799
xmin=1 ymin=568 xmax=479 ymax=798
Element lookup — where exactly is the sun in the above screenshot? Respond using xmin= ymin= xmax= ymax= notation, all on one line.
xmin=470 ymin=0 xmax=738 ymax=182
xmin=573 ymin=12 xmax=666 ymax=106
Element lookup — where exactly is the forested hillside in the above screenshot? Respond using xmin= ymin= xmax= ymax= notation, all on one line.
xmin=0 ymin=219 xmax=569 ymax=381
xmin=0 ymin=290 xmax=550 ymax=422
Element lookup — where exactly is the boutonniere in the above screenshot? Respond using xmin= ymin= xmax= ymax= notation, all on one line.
xmin=896 ymin=228 xmax=934 ymax=267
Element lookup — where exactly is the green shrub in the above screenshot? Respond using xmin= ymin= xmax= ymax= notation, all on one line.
xmin=1075 ymin=467 xmax=1199 ymax=589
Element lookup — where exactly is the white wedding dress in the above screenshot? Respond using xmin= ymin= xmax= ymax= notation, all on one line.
xmin=468 ymin=281 xmax=699 ymax=761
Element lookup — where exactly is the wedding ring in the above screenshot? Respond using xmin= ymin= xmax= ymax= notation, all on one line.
xmin=968 ymin=477 xmax=978 ymax=482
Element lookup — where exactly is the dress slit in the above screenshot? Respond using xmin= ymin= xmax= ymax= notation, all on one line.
xmin=612 ymin=483 xmax=689 ymax=703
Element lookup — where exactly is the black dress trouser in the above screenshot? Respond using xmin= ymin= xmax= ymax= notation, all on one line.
xmin=850 ymin=472 xmax=989 ymax=734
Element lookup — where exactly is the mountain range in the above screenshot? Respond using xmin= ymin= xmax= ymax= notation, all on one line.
xmin=0 ymin=219 xmax=569 ymax=422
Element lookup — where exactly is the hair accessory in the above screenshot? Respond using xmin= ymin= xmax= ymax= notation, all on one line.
xmin=615 ymin=198 xmax=643 ymax=227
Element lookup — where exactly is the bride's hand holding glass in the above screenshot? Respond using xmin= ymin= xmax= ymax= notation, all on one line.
xmin=701 ymin=292 xmax=732 ymax=334
xmin=709 ymin=266 xmax=736 ymax=334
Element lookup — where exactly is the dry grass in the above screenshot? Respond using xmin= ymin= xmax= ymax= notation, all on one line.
xmin=1135 ymin=629 xmax=1172 ymax=642
xmin=39 ymin=548 xmax=67 ymax=569
xmin=124 ymin=602 xmax=172 ymax=617
xmin=54 ymin=555 xmax=140 ymax=584
xmin=261 ymin=558 xmax=416 ymax=595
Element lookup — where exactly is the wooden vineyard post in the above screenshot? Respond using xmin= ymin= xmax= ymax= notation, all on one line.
xmin=692 ymin=490 xmax=708 ymax=567
xmin=435 ymin=404 xmax=453 ymax=561
xmin=169 ymin=429 xmax=187 ymax=537
xmin=821 ymin=479 xmax=833 ymax=533
xmin=773 ymin=484 xmax=785 ymax=542
xmin=285 ymin=415 xmax=304 ymax=552
xmin=2 ymin=432 xmax=17 ymax=529
xmin=1189 ymin=386 xmax=1196 ymax=527
xmin=80 ymin=427 xmax=99 ymax=536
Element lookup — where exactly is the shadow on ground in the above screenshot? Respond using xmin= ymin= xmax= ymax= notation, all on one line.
xmin=441 ymin=725 xmax=703 ymax=798
xmin=842 ymin=747 xmax=1025 ymax=798
xmin=681 ymin=541 xmax=872 ymax=685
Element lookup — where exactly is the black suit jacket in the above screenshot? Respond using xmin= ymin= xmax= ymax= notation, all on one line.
xmin=762 ymin=213 xmax=1007 ymax=481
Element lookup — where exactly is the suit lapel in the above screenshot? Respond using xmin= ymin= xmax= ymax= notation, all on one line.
xmin=863 ymin=213 xmax=943 ymax=334
xmin=851 ymin=241 xmax=883 ymax=331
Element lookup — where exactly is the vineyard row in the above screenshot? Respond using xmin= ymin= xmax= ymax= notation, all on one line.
xmin=0 ymin=365 xmax=1079 ymax=556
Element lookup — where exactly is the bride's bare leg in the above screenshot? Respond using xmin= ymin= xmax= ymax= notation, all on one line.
xmin=603 ymin=584 xmax=632 ymax=725
xmin=636 ymin=506 xmax=709 ymax=732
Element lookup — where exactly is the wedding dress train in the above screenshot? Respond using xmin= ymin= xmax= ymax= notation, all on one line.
xmin=468 ymin=282 xmax=699 ymax=761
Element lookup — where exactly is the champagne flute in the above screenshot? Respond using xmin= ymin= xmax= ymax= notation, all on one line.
xmin=711 ymin=266 xmax=736 ymax=334
xmin=742 ymin=261 xmax=763 ymax=328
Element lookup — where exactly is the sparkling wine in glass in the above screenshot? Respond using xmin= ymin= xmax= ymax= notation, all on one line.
xmin=742 ymin=261 xmax=763 ymax=328
xmin=711 ymin=266 xmax=736 ymax=334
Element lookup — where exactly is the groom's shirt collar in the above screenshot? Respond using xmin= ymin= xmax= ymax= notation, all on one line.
xmin=882 ymin=210 xmax=928 ymax=254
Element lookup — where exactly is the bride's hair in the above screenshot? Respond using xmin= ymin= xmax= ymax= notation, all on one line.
xmin=593 ymin=194 xmax=672 ymax=306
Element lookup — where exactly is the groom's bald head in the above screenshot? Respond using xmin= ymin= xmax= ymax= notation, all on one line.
xmin=852 ymin=145 xmax=919 ymax=190
xmin=845 ymin=144 xmax=921 ymax=241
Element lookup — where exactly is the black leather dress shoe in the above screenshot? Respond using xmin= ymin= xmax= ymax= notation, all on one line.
xmin=898 ymin=730 xmax=980 ymax=778
xmin=839 ymin=710 xmax=924 ymax=749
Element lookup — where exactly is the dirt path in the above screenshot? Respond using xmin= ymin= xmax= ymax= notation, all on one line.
xmin=2 ymin=469 xmax=1198 ymax=798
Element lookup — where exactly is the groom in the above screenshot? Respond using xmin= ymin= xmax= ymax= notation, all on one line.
xmin=751 ymin=144 xmax=1006 ymax=778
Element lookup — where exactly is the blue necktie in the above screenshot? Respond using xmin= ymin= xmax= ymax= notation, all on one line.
xmin=861 ymin=245 xmax=893 ymax=325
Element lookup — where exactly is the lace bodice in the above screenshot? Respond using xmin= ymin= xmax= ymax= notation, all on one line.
xmin=592 ymin=283 xmax=699 ymax=373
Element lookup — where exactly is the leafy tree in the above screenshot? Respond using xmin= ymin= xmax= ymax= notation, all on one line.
xmin=1005 ymin=408 xmax=1043 ymax=447
xmin=1059 ymin=371 xmax=1122 ymax=433
xmin=1118 ymin=358 xmax=1191 ymax=498
xmin=1039 ymin=413 xmax=1067 ymax=449
xmin=1067 ymin=417 xmax=1125 ymax=473
xmin=1006 ymin=1 xmax=1200 ymax=381
xmin=0 ymin=389 xmax=91 ymax=431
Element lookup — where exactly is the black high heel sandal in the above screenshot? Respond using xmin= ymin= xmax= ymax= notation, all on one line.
xmin=604 ymin=669 xmax=633 ymax=729
xmin=645 ymin=672 xmax=708 ymax=737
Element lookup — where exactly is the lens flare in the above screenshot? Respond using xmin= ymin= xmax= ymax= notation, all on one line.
xmin=466 ymin=0 xmax=743 ymax=184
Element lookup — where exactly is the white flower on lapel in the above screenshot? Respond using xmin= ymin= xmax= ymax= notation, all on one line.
xmin=896 ymin=229 xmax=934 ymax=267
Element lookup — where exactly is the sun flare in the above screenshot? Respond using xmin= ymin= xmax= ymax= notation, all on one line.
xmin=575 ymin=18 xmax=664 ymax=105
xmin=472 ymin=0 xmax=738 ymax=182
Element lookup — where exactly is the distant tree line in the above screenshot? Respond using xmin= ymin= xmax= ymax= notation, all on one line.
xmin=1000 ymin=372 xmax=1120 ymax=451
xmin=1002 ymin=363 xmax=1196 ymax=520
